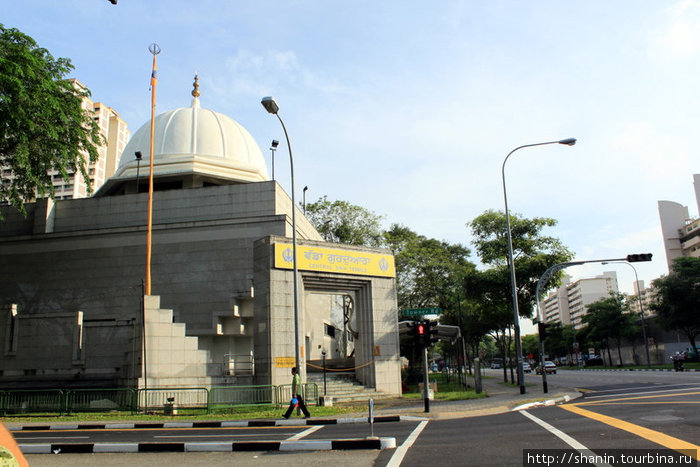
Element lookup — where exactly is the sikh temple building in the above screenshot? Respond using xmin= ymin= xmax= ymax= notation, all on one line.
xmin=0 ymin=78 xmax=402 ymax=396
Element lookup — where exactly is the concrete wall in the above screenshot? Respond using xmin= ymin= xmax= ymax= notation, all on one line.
xmin=0 ymin=181 xmax=320 ymax=386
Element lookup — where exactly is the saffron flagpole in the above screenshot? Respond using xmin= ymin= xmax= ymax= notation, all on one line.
xmin=145 ymin=43 xmax=160 ymax=296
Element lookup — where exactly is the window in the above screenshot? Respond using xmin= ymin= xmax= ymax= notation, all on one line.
xmin=324 ymin=323 xmax=335 ymax=338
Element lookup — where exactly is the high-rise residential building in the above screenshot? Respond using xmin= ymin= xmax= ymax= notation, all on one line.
xmin=1 ymin=79 xmax=129 ymax=201
xmin=542 ymin=271 xmax=619 ymax=329
xmin=658 ymin=174 xmax=700 ymax=271
xmin=630 ymin=279 xmax=655 ymax=319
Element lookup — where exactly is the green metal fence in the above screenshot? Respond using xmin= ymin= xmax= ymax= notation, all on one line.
xmin=276 ymin=383 xmax=319 ymax=407
xmin=138 ymin=388 xmax=209 ymax=414
xmin=1 ymin=389 xmax=66 ymax=416
xmin=66 ymin=388 xmax=138 ymax=414
xmin=209 ymin=385 xmax=275 ymax=411
xmin=0 ymin=383 xmax=319 ymax=417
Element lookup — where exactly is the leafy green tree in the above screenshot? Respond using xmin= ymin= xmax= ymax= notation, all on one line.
xmin=0 ymin=24 xmax=103 ymax=216
xmin=522 ymin=334 xmax=540 ymax=360
xmin=467 ymin=210 xmax=574 ymax=320
xmin=384 ymin=224 xmax=473 ymax=311
xmin=466 ymin=210 xmax=573 ymax=381
xmin=651 ymin=257 xmax=700 ymax=351
xmin=304 ymin=196 xmax=385 ymax=247
xmin=581 ymin=293 xmax=638 ymax=366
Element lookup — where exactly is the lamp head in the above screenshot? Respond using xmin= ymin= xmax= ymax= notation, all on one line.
xmin=558 ymin=138 xmax=577 ymax=146
xmin=135 ymin=151 xmax=143 ymax=161
xmin=271 ymin=139 xmax=279 ymax=149
xmin=261 ymin=96 xmax=279 ymax=114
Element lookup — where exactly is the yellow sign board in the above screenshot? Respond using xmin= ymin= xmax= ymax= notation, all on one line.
xmin=274 ymin=243 xmax=395 ymax=278
xmin=275 ymin=357 xmax=296 ymax=368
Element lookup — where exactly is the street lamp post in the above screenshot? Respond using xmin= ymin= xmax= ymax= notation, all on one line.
xmin=502 ymin=138 xmax=576 ymax=395
xmin=261 ymin=97 xmax=301 ymax=372
xmin=270 ymin=140 xmax=279 ymax=181
xmin=134 ymin=151 xmax=143 ymax=193
xmin=602 ymin=261 xmax=651 ymax=368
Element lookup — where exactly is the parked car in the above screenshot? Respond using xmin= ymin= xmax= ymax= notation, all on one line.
xmin=490 ymin=362 xmax=501 ymax=369
xmin=536 ymin=360 xmax=557 ymax=374
xmin=522 ymin=362 xmax=532 ymax=373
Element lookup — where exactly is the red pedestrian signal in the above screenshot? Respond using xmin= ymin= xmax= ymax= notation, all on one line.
xmin=415 ymin=322 xmax=427 ymax=347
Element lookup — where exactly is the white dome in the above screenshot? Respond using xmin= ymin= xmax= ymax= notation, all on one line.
xmin=113 ymin=97 xmax=269 ymax=183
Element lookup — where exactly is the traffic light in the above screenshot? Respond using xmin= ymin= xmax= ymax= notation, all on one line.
xmin=427 ymin=321 xmax=440 ymax=345
xmin=538 ymin=322 xmax=549 ymax=339
xmin=414 ymin=321 xmax=427 ymax=347
xmin=626 ymin=253 xmax=652 ymax=263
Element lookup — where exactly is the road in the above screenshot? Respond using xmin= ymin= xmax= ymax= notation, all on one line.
xmin=17 ymin=370 xmax=700 ymax=466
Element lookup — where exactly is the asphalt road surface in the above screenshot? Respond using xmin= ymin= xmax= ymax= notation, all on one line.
xmin=18 ymin=370 xmax=700 ymax=466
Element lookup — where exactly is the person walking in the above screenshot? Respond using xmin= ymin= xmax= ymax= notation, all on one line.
xmin=283 ymin=366 xmax=310 ymax=419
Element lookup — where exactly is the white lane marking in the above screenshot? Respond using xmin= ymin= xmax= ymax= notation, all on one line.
xmin=520 ymin=410 xmax=612 ymax=467
xmin=386 ymin=420 xmax=428 ymax=467
xmin=286 ymin=425 xmax=323 ymax=440
xmin=583 ymin=385 xmax=700 ymax=399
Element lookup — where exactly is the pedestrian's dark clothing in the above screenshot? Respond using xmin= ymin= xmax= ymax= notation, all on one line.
xmin=283 ymin=393 xmax=310 ymax=418
xmin=283 ymin=371 xmax=310 ymax=418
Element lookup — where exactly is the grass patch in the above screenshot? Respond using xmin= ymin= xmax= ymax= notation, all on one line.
xmin=0 ymin=404 xmax=367 ymax=424
xmin=403 ymin=372 xmax=486 ymax=401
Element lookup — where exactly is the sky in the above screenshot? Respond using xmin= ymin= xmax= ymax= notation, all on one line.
xmin=3 ymin=1 xmax=699 ymax=304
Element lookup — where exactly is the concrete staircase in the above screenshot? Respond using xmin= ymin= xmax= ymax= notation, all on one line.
xmin=306 ymin=373 xmax=394 ymax=403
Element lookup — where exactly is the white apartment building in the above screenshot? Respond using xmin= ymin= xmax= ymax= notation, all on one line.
xmin=542 ymin=271 xmax=619 ymax=329
xmin=1 ymin=79 xmax=129 ymax=201
xmin=658 ymin=174 xmax=700 ymax=271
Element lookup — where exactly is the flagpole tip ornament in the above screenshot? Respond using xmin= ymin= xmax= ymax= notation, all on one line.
xmin=148 ymin=43 xmax=161 ymax=55
xmin=192 ymin=73 xmax=200 ymax=98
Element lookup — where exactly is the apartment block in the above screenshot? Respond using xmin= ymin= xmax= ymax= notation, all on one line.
xmin=658 ymin=174 xmax=700 ymax=270
xmin=542 ymin=271 xmax=619 ymax=329
xmin=1 ymin=79 xmax=129 ymax=201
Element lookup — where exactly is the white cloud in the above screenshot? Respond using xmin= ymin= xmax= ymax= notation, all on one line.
xmin=651 ymin=0 xmax=700 ymax=60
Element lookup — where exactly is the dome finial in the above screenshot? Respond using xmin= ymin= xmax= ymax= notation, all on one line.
xmin=192 ymin=72 xmax=200 ymax=98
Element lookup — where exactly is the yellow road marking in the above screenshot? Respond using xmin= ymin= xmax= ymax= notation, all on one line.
xmin=587 ymin=401 xmax=700 ymax=406
xmin=575 ymin=388 xmax=595 ymax=393
xmin=576 ymin=390 xmax=700 ymax=406
xmin=560 ymin=404 xmax=700 ymax=460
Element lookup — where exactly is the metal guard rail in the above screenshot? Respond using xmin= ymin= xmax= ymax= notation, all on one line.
xmin=0 ymin=383 xmax=319 ymax=416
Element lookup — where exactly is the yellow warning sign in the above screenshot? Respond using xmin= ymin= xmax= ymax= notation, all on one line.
xmin=275 ymin=357 xmax=296 ymax=368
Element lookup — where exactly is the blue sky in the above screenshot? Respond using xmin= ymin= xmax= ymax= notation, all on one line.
xmin=4 ymin=1 xmax=699 ymax=298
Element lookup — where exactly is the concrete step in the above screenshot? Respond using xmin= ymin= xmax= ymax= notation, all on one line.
xmin=306 ymin=374 xmax=393 ymax=403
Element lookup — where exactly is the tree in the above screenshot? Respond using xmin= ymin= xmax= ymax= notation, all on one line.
xmin=385 ymin=224 xmax=473 ymax=311
xmin=467 ymin=210 xmax=574 ymax=320
xmin=304 ymin=196 xmax=385 ymax=247
xmin=581 ymin=293 xmax=638 ymax=366
xmin=521 ymin=334 xmax=540 ymax=360
xmin=651 ymin=257 xmax=700 ymax=352
xmin=466 ymin=210 xmax=573 ymax=381
xmin=0 ymin=24 xmax=103 ymax=216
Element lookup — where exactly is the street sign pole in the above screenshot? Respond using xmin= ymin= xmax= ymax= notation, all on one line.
xmin=423 ymin=344 xmax=430 ymax=413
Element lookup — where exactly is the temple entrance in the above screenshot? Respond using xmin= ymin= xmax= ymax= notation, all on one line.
xmin=304 ymin=292 xmax=357 ymax=368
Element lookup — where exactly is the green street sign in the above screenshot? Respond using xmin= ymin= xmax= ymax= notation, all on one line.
xmin=402 ymin=307 xmax=442 ymax=317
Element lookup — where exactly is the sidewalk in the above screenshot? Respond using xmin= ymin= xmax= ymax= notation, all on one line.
xmin=352 ymin=373 xmax=582 ymax=420
xmin=7 ymin=374 xmax=583 ymax=454
xmin=5 ymin=373 xmax=583 ymax=431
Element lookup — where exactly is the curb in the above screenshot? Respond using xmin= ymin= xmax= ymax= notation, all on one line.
xmin=8 ymin=415 xmax=405 ymax=432
xmin=20 ymin=437 xmax=397 ymax=454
